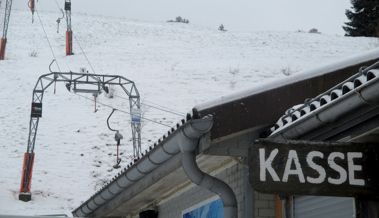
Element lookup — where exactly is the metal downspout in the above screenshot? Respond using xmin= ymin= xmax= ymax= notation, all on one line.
xmin=178 ymin=115 xmax=238 ymax=218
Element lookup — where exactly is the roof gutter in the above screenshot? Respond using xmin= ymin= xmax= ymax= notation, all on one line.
xmin=72 ymin=115 xmax=213 ymax=217
xmin=178 ymin=119 xmax=238 ymax=218
xmin=270 ymin=69 xmax=379 ymax=140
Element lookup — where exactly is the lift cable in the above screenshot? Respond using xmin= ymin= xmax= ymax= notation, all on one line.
xmin=53 ymin=0 xmax=62 ymax=10
xmin=35 ymin=8 xmax=61 ymax=72
xmin=61 ymin=55 xmax=72 ymax=72
xmin=73 ymin=92 xmax=172 ymax=127
xmin=143 ymin=99 xmax=183 ymax=114
xmin=141 ymin=102 xmax=183 ymax=116
xmin=73 ymin=34 xmax=96 ymax=74
xmin=114 ymin=94 xmax=183 ymax=116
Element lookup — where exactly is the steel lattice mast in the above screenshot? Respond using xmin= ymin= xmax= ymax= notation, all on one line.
xmin=19 ymin=70 xmax=141 ymax=202
xmin=64 ymin=0 xmax=73 ymax=55
xmin=0 ymin=0 xmax=12 ymax=60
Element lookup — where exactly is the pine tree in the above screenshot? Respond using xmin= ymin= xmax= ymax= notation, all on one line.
xmin=218 ymin=24 xmax=226 ymax=32
xmin=343 ymin=0 xmax=379 ymax=37
xmin=175 ymin=16 xmax=182 ymax=23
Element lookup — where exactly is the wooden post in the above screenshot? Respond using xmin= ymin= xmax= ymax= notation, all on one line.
xmin=275 ymin=194 xmax=283 ymax=218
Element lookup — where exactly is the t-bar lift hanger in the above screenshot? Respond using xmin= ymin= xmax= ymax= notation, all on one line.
xmin=107 ymin=109 xmax=123 ymax=169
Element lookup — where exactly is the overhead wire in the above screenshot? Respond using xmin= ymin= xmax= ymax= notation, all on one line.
xmin=53 ymin=0 xmax=62 ymax=10
xmin=61 ymin=54 xmax=72 ymax=72
xmin=35 ymin=8 xmax=61 ymax=72
xmin=143 ymin=99 xmax=183 ymax=114
xmin=141 ymin=103 xmax=183 ymax=116
xmin=73 ymin=34 xmax=96 ymax=74
xmin=114 ymin=94 xmax=183 ymax=116
xmin=73 ymin=92 xmax=173 ymax=128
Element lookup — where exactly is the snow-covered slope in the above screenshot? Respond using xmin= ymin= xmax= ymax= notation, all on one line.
xmin=0 ymin=9 xmax=377 ymax=216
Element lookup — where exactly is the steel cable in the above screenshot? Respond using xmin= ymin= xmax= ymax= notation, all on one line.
xmin=114 ymin=94 xmax=183 ymax=116
xmin=35 ymin=8 xmax=61 ymax=72
xmin=73 ymin=93 xmax=173 ymax=127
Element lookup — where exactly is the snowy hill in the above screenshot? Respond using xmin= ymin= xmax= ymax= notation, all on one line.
xmin=0 ymin=9 xmax=377 ymax=216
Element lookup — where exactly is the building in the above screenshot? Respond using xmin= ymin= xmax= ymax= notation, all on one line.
xmin=73 ymin=48 xmax=379 ymax=218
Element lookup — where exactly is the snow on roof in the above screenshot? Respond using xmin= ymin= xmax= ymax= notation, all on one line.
xmin=196 ymin=47 xmax=379 ymax=111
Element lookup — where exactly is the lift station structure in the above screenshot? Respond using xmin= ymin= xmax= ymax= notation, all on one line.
xmin=19 ymin=69 xmax=142 ymax=201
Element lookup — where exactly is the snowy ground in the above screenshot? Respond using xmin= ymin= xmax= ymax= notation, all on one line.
xmin=0 ymin=9 xmax=378 ymax=216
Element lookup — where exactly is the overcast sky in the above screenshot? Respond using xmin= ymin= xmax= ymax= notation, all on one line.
xmin=11 ymin=0 xmax=352 ymax=35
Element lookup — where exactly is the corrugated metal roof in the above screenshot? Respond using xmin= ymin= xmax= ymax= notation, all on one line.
xmin=270 ymin=61 xmax=379 ymax=137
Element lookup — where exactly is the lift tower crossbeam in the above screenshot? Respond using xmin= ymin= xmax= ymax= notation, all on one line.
xmin=0 ymin=0 xmax=13 ymax=60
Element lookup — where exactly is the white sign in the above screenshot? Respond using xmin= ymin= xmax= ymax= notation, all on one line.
xmin=131 ymin=108 xmax=141 ymax=123
xmin=259 ymin=148 xmax=365 ymax=186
